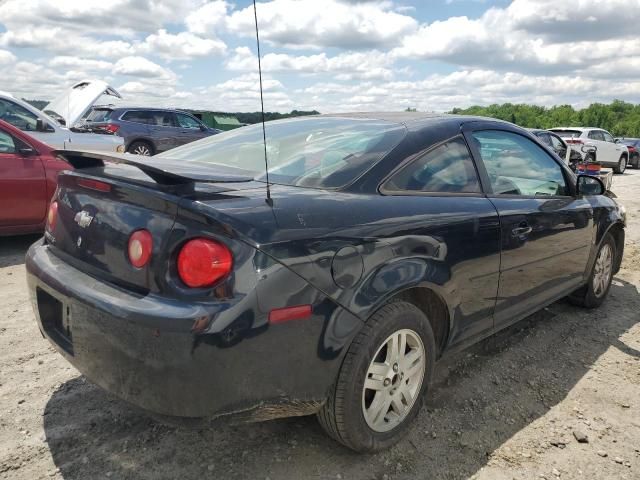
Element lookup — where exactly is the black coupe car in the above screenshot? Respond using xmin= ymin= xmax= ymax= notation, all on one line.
xmin=27 ymin=113 xmax=625 ymax=452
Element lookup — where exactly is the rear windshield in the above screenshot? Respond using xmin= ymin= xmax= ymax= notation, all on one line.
xmin=549 ymin=129 xmax=582 ymax=138
xmin=158 ymin=117 xmax=405 ymax=189
xmin=85 ymin=108 xmax=113 ymax=123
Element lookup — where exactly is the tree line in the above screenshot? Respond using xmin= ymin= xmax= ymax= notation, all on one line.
xmin=450 ymin=100 xmax=640 ymax=138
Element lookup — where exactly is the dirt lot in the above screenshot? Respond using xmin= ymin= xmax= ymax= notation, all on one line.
xmin=1 ymin=171 xmax=639 ymax=480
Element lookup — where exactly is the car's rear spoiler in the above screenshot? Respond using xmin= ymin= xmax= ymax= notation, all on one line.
xmin=55 ymin=150 xmax=254 ymax=186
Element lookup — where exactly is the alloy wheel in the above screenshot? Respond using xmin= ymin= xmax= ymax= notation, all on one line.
xmin=362 ymin=329 xmax=426 ymax=433
xmin=619 ymin=156 xmax=627 ymax=174
xmin=132 ymin=145 xmax=151 ymax=156
xmin=592 ymin=243 xmax=613 ymax=298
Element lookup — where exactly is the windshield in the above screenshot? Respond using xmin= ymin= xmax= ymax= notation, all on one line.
xmin=158 ymin=117 xmax=405 ymax=189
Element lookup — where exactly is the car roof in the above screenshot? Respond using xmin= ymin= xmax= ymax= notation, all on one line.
xmin=318 ymin=111 xmax=512 ymax=131
xmin=93 ymin=106 xmax=192 ymax=114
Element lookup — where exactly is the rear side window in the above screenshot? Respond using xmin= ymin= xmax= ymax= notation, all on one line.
xmin=550 ymin=134 xmax=565 ymax=151
xmin=588 ymin=131 xmax=605 ymax=141
xmin=122 ymin=110 xmax=154 ymax=124
xmin=383 ymin=137 xmax=481 ymax=193
xmin=472 ymin=130 xmax=569 ymax=197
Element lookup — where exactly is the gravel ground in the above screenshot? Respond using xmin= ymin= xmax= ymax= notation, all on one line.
xmin=1 ymin=170 xmax=639 ymax=480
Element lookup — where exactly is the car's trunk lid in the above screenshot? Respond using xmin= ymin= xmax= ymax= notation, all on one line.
xmin=44 ymin=80 xmax=122 ymax=128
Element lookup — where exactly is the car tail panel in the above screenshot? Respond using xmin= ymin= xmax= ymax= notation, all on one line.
xmin=47 ymin=170 xmax=180 ymax=293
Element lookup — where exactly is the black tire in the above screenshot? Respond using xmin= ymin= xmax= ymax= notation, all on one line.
xmin=317 ymin=301 xmax=436 ymax=452
xmin=568 ymin=233 xmax=616 ymax=308
xmin=633 ymin=155 xmax=640 ymax=169
xmin=127 ymin=140 xmax=154 ymax=156
xmin=613 ymin=155 xmax=627 ymax=174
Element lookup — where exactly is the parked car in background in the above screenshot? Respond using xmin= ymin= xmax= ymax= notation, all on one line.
xmin=81 ymin=107 xmax=221 ymax=155
xmin=0 ymin=120 xmax=71 ymax=236
xmin=548 ymin=127 xmax=628 ymax=174
xmin=529 ymin=129 xmax=582 ymax=167
xmin=0 ymin=80 xmax=124 ymax=153
xmin=615 ymin=138 xmax=640 ymax=169
xmin=27 ymin=113 xmax=625 ymax=452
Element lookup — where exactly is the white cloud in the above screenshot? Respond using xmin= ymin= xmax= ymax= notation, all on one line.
xmin=227 ymin=47 xmax=394 ymax=80
xmin=393 ymin=0 xmax=640 ymax=75
xmin=227 ymin=0 xmax=417 ymax=49
xmin=113 ymin=56 xmax=178 ymax=82
xmin=49 ymin=56 xmax=113 ymax=70
xmin=138 ymin=29 xmax=227 ymax=60
xmin=0 ymin=49 xmax=16 ymax=64
xmin=185 ymin=1 xmax=230 ymax=35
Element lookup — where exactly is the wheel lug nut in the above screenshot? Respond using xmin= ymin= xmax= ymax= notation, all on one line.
xmin=383 ymin=378 xmax=391 ymax=387
xmin=393 ymin=364 xmax=399 ymax=372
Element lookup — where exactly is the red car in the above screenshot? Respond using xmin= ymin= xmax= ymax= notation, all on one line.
xmin=0 ymin=120 xmax=71 ymax=235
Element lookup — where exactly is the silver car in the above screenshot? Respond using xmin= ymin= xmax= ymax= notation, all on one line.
xmin=0 ymin=80 xmax=124 ymax=153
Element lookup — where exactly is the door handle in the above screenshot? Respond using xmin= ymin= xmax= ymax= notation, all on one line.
xmin=512 ymin=225 xmax=532 ymax=236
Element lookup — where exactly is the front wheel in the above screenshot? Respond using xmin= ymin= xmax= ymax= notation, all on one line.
xmin=569 ymin=233 xmax=616 ymax=308
xmin=613 ymin=155 xmax=627 ymax=174
xmin=318 ymin=301 xmax=436 ymax=452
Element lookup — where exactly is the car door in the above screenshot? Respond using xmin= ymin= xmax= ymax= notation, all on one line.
xmin=381 ymin=136 xmax=501 ymax=347
xmin=587 ymin=130 xmax=609 ymax=161
xmin=0 ymin=128 xmax=47 ymax=226
xmin=465 ymin=126 xmax=593 ymax=330
xmin=175 ymin=113 xmax=209 ymax=146
xmin=602 ymin=130 xmax=625 ymax=163
xmin=148 ymin=111 xmax=181 ymax=152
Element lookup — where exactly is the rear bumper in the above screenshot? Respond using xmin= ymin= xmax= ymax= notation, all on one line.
xmin=26 ymin=240 xmax=359 ymax=419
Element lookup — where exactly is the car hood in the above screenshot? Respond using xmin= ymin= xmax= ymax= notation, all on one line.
xmin=44 ymin=80 xmax=122 ymax=127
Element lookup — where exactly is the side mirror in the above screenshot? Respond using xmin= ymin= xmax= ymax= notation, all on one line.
xmin=36 ymin=118 xmax=49 ymax=132
xmin=18 ymin=147 xmax=35 ymax=156
xmin=614 ymin=138 xmax=620 ymax=143
xmin=577 ymin=174 xmax=605 ymax=196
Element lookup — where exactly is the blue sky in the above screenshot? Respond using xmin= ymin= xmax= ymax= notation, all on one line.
xmin=0 ymin=0 xmax=638 ymax=113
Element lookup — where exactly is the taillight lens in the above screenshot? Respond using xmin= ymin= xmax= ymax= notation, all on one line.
xmin=128 ymin=230 xmax=153 ymax=268
xmin=47 ymin=201 xmax=58 ymax=231
xmin=103 ymin=123 xmax=120 ymax=134
xmin=177 ymin=238 xmax=233 ymax=288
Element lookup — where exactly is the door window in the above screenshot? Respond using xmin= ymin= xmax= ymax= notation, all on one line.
xmin=149 ymin=111 xmax=176 ymax=127
xmin=0 ymin=99 xmax=39 ymax=132
xmin=471 ymin=130 xmax=569 ymax=197
xmin=122 ymin=110 xmax=155 ymax=125
xmin=536 ymin=132 xmax=552 ymax=146
xmin=176 ymin=113 xmax=201 ymax=129
xmin=383 ymin=137 xmax=481 ymax=193
xmin=602 ymin=131 xmax=614 ymax=143
xmin=0 ymin=130 xmax=15 ymax=153
xmin=550 ymin=134 xmax=565 ymax=151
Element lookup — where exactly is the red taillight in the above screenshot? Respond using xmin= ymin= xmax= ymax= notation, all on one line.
xmin=628 ymin=146 xmax=636 ymax=153
xmin=269 ymin=305 xmax=312 ymax=325
xmin=128 ymin=230 xmax=153 ymax=268
xmin=177 ymin=238 xmax=233 ymax=288
xmin=565 ymin=138 xmax=584 ymax=144
xmin=77 ymin=178 xmax=112 ymax=192
xmin=47 ymin=201 xmax=58 ymax=231
xmin=102 ymin=123 xmax=120 ymax=134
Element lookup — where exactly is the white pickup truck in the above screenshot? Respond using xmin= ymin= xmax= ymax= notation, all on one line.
xmin=549 ymin=127 xmax=629 ymax=174
xmin=0 ymin=80 xmax=124 ymax=153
